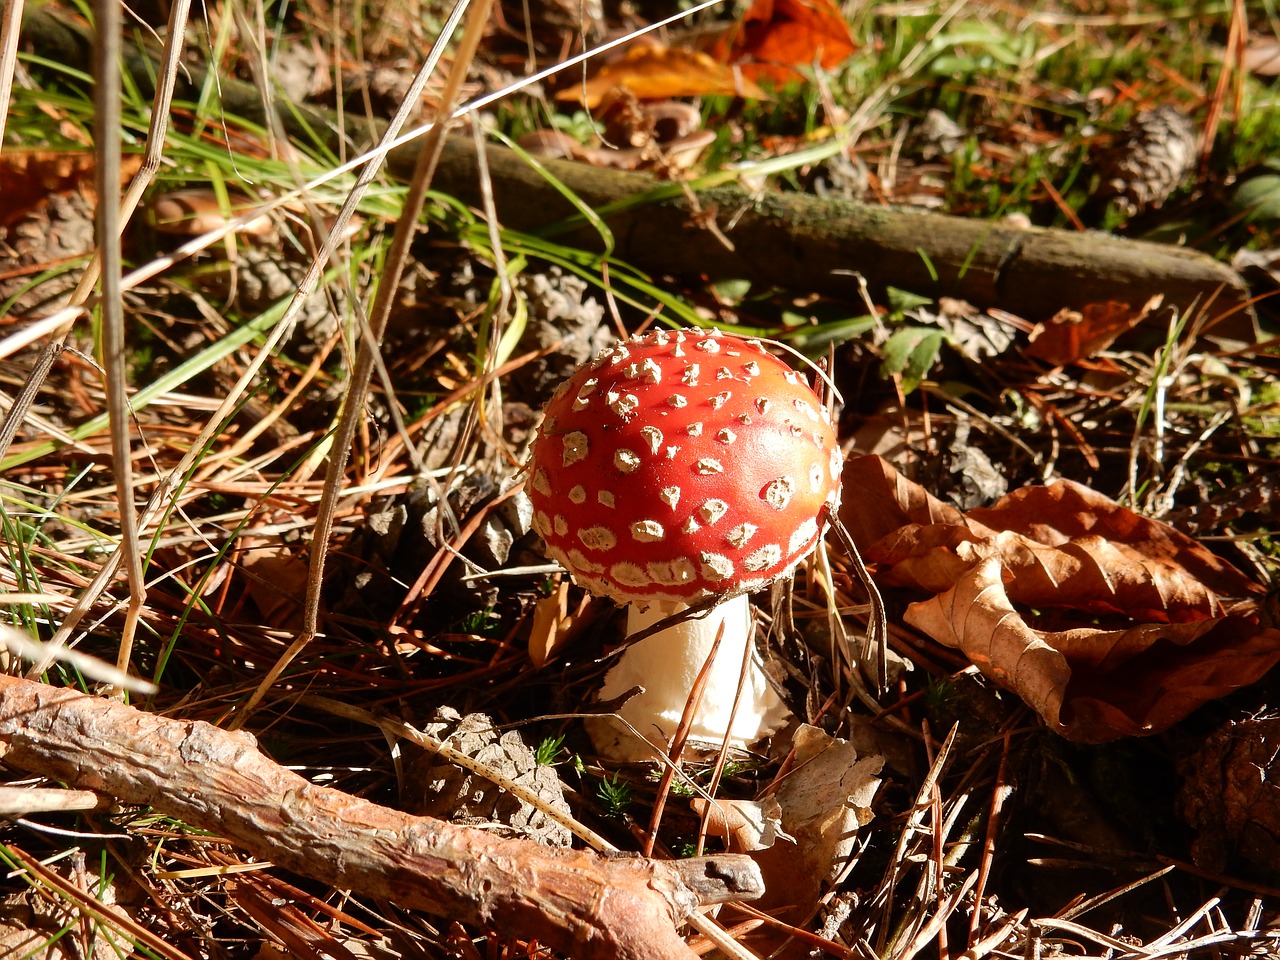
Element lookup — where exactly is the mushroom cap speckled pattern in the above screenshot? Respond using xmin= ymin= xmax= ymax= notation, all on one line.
xmin=526 ymin=328 xmax=842 ymax=605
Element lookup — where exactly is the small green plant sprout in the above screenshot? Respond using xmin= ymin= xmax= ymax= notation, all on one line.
xmin=882 ymin=325 xmax=951 ymax=393
xmin=668 ymin=776 xmax=696 ymax=798
xmin=596 ymin=772 xmax=632 ymax=818
xmin=459 ymin=607 xmax=501 ymax=636
xmin=879 ymin=287 xmax=951 ymax=394
xmin=720 ymin=760 xmax=750 ymax=779
xmin=923 ymin=675 xmax=956 ymax=715
xmin=534 ymin=734 xmax=565 ymax=766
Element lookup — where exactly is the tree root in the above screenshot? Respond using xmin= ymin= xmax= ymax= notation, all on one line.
xmin=0 ymin=675 xmax=763 ymax=960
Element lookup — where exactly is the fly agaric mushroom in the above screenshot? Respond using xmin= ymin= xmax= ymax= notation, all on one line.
xmin=526 ymin=327 xmax=842 ymax=760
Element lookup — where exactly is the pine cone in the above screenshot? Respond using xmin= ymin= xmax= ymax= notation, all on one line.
xmin=405 ymin=708 xmax=574 ymax=848
xmin=196 ymin=248 xmax=341 ymax=359
xmin=1094 ymin=105 xmax=1198 ymax=216
xmin=1179 ymin=716 xmax=1280 ymax=875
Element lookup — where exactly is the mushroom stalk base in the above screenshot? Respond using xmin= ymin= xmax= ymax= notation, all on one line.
xmin=588 ymin=595 xmax=791 ymax=762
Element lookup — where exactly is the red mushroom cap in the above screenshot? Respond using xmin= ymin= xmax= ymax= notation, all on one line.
xmin=526 ymin=328 xmax=842 ymax=606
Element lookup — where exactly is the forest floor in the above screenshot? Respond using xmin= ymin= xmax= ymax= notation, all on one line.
xmin=2 ymin=0 xmax=1280 ymax=958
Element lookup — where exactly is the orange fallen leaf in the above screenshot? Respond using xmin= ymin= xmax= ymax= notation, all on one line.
xmin=0 ymin=149 xmax=143 ymax=226
xmin=555 ymin=46 xmax=767 ymax=108
xmin=710 ymin=0 xmax=857 ymax=87
xmin=841 ymin=455 xmax=1280 ymax=742
xmin=528 ymin=579 xmax=569 ymax=668
xmin=528 ymin=578 xmax=595 ymax=668
xmin=149 ymin=188 xmax=276 ymax=237
xmin=1025 ymin=296 xmax=1161 ymax=366
xmin=875 ymin=526 xmax=1230 ymax=624
xmin=867 ymin=478 xmax=1252 ymax=619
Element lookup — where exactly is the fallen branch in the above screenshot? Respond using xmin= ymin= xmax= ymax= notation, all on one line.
xmin=424 ymin=141 xmax=1253 ymax=326
xmin=0 ymin=675 xmax=763 ymax=960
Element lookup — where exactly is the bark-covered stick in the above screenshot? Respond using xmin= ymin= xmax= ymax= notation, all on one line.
xmin=0 ymin=675 xmax=762 ymax=960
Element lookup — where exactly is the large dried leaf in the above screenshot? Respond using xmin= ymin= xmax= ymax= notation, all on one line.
xmin=839 ymin=453 xmax=964 ymax=548
xmin=1244 ymin=34 xmax=1280 ymax=77
xmin=879 ymin=525 xmax=1232 ymax=621
xmin=841 ymin=455 xmax=1280 ymax=741
xmin=846 ymin=455 xmax=1258 ymax=603
xmin=0 ymin=149 xmax=148 ymax=225
xmin=965 ymin=479 xmax=1260 ymax=600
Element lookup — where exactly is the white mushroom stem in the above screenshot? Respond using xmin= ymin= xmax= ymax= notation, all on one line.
xmin=588 ymin=594 xmax=792 ymax=762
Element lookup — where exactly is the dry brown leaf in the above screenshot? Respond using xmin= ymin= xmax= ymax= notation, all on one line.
xmin=773 ymin=724 xmax=881 ymax=867
xmin=1025 ymin=296 xmax=1161 ymax=366
xmin=528 ymin=580 xmax=594 ymax=669
xmin=746 ymin=725 xmax=882 ymax=921
xmin=963 ymin=478 xmax=1260 ymax=600
xmin=1243 ymin=34 xmax=1280 ymax=77
xmin=239 ymin=537 xmax=311 ymax=631
xmin=876 ymin=523 xmax=1231 ymax=621
xmin=554 ymin=46 xmax=767 ymax=108
xmin=710 ymin=0 xmax=858 ymax=87
xmin=906 ymin=555 xmax=1280 ymax=741
xmin=842 ymin=455 xmax=1280 ymax=741
xmin=0 ymin=149 xmax=143 ymax=226
xmin=691 ymin=796 xmax=782 ymax=852
xmin=527 ymin=580 xmax=570 ymax=668
xmin=148 ymin=188 xmax=275 ymax=236
xmin=846 ymin=455 xmax=1258 ymax=603
xmin=838 ymin=453 xmax=965 ymax=549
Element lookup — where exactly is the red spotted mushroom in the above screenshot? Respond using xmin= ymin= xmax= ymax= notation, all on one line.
xmin=525 ymin=327 xmax=843 ymax=760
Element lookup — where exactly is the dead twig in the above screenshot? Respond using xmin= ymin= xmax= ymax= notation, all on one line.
xmin=0 ymin=674 xmax=763 ymax=960
xmin=967 ymin=731 xmax=1011 ymax=947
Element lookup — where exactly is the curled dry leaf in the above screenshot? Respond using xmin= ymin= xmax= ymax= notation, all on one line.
xmin=742 ymin=725 xmax=882 ymax=923
xmin=518 ymin=126 xmax=715 ymax=172
xmin=528 ymin=578 xmax=571 ymax=668
xmin=691 ymin=796 xmax=782 ymax=852
xmin=0 ymin=149 xmax=143 ymax=226
xmin=148 ymin=188 xmax=275 ymax=237
xmin=554 ymin=46 xmax=767 ymax=108
xmin=842 ymin=455 xmax=1280 ymax=742
xmin=1243 ymin=34 xmax=1280 ymax=77
xmin=1025 ymin=296 xmax=1161 ymax=366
